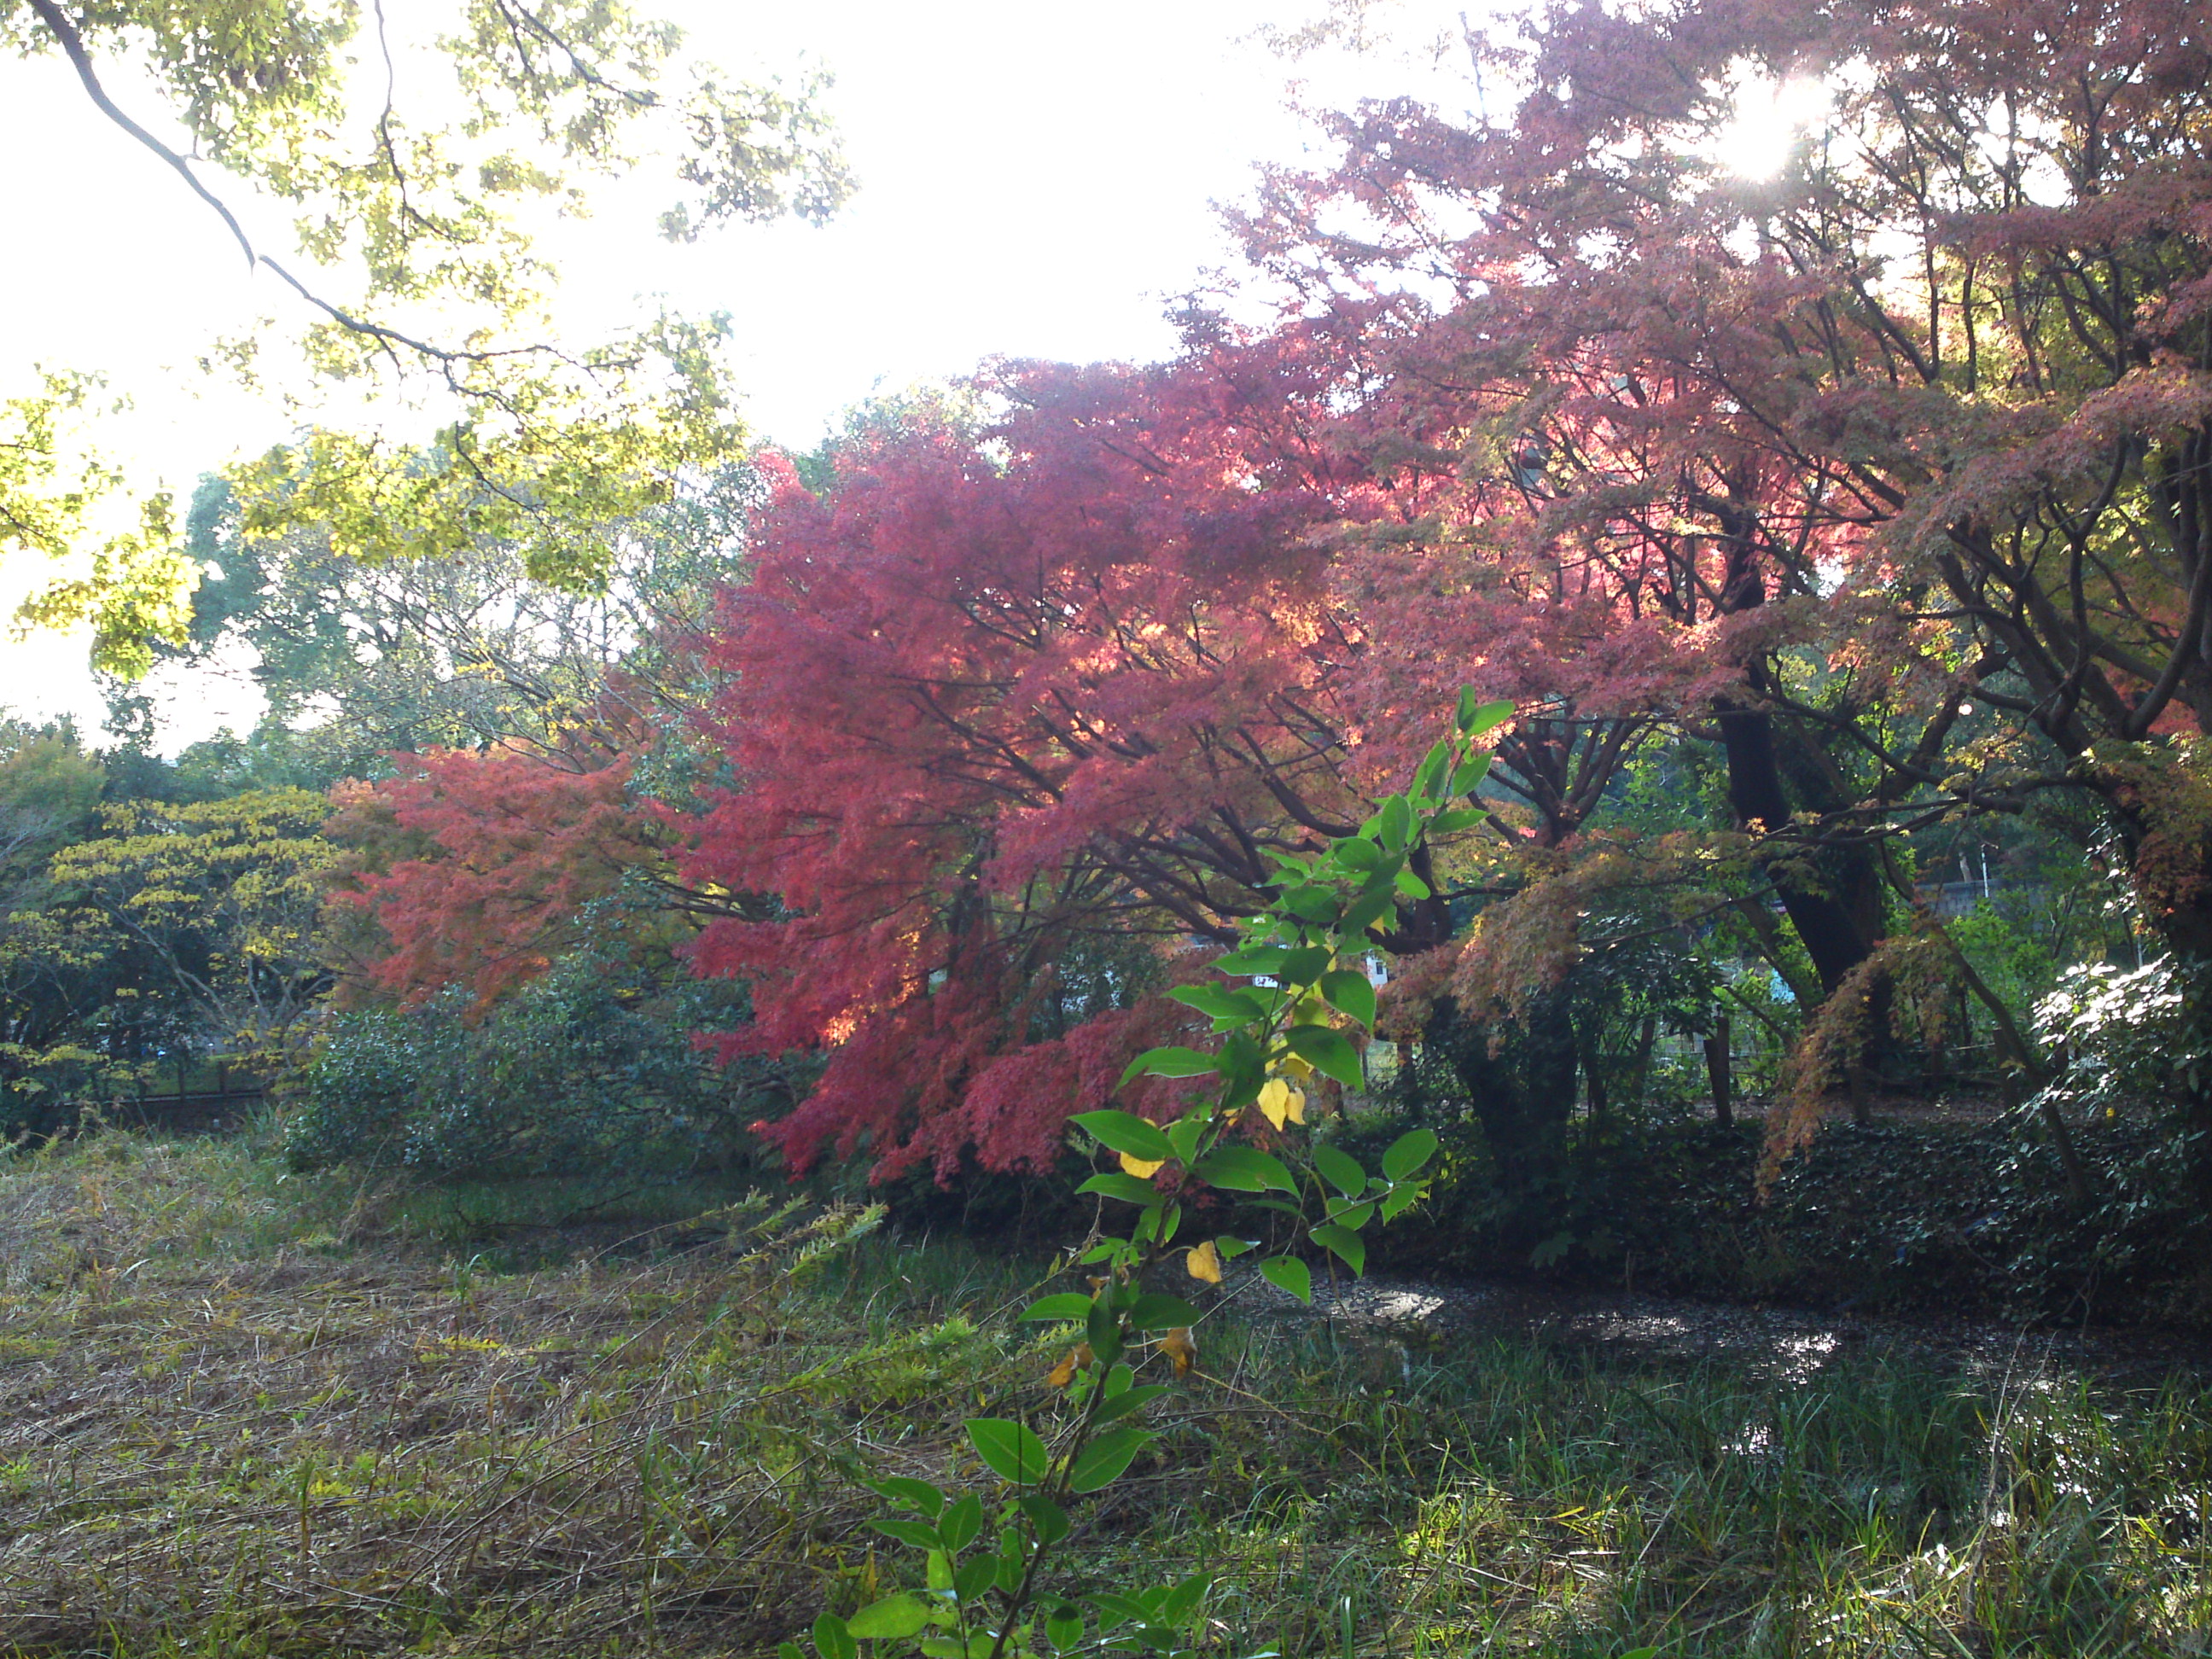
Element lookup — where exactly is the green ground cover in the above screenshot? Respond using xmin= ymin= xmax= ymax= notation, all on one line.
xmin=0 ymin=1129 xmax=2205 ymax=1656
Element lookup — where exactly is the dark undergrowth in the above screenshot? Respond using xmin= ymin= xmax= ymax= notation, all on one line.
xmin=1 ymin=1126 xmax=2206 ymax=1656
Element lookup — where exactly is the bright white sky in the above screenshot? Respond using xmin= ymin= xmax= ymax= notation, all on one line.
xmin=0 ymin=1 xmax=1481 ymax=746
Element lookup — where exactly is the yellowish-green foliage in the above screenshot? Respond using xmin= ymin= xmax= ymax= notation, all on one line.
xmin=32 ymin=788 xmax=342 ymax=1062
xmin=3 ymin=0 xmax=852 ymax=670
xmin=0 ymin=376 xmax=195 ymax=676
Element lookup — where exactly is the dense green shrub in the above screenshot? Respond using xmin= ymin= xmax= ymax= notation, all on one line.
xmin=1345 ymin=1103 xmax=2211 ymax=1327
xmin=286 ymin=952 xmax=795 ymax=1179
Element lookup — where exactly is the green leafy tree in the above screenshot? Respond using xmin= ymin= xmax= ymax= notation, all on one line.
xmin=4 ymin=0 xmax=850 ymax=671
xmin=0 ymin=719 xmax=114 ymax=1117
xmin=123 ymin=465 xmax=756 ymax=774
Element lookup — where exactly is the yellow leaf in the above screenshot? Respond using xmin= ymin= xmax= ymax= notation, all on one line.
xmin=1118 ymin=1151 xmax=1165 ymax=1179
xmin=1161 ymin=1326 xmax=1197 ymax=1377
xmin=1257 ymin=1078 xmax=1307 ymax=1130
xmin=1280 ymin=1052 xmax=1314 ymax=1082
xmin=1046 ymin=1349 xmax=1078 ymax=1388
xmin=1185 ymin=1240 xmax=1222 ymax=1284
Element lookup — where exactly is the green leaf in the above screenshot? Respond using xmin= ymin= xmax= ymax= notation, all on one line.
xmin=1414 ymin=739 xmax=1451 ymax=800
xmin=1218 ymin=943 xmax=1289 ymax=976
xmin=1214 ymin=1235 xmax=1256 ymax=1258
xmin=954 ymin=1554 xmax=997 ymax=1602
xmin=1382 ymin=1127 xmax=1440 ymax=1179
xmin=1217 ymin=1029 xmax=1268 ymax=1096
xmin=1161 ymin=1574 xmax=1211 ymax=1623
xmin=1020 ymin=1293 xmax=1096 ymax=1323
xmin=939 ymin=1493 xmax=983 ymax=1551
xmin=1166 ymin=1116 xmax=1204 ymax=1165
xmin=1318 ymin=969 xmax=1377 ymax=1029
xmin=1016 ymin=1494 xmax=1071 ymax=1545
xmin=1045 ymin=1605 xmax=1086 ymax=1652
xmin=1455 ymin=684 xmax=1481 ymax=731
xmin=868 ymin=1476 xmax=945 ymax=1517
xmin=1394 ymin=867 xmax=1432 ymax=899
xmin=1311 ymin=1223 xmax=1366 ymax=1275
xmin=1429 ymin=806 xmax=1485 ymax=834
xmin=1115 ymin=1045 xmax=1220 ymax=1086
xmin=1328 ymin=1199 xmax=1376 ymax=1231
xmin=1068 ymin=1426 xmax=1156 ymax=1493
xmin=1313 ymin=1141 xmax=1366 ymax=1197
xmin=1086 ymin=1296 xmax=1122 ymax=1361
xmin=1260 ymin=1256 xmax=1313 ymax=1302
xmin=1278 ymin=944 xmax=1333 ymax=983
xmin=1193 ymin=1145 xmax=1295 ymax=1194
xmin=1126 ymin=1292 xmax=1202 ymax=1330
xmin=1071 ymin=1110 xmax=1176 ymax=1162
xmin=1093 ymin=1382 xmax=1170 ymax=1424
xmin=1166 ymin=984 xmax=1266 ymax=1022
xmin=1283 ymin=884 xmax=1339 ymax=923
xmin=966 ymin=1417 xmax=1051 ymax=1485
xmin=1283 ymin=1025 xmax=1364 ymax=1089
xmin=1464 ymin=697 xmax=1516 ymax=736
xmin=1329 ymin=835 xmax=1382 ymax=870
xmin=1088 ymin=1592 xmax=1146 ymax=1630
xmin=1380 ymin=1184 xmax=1421 ymax=1220
xmin=1341 ymin=885 xmax=1399 ymax=935
xmin=847 ymin=1595 xmax=932 ymax=1640
xmin=1379 ymin=795 xmax=1412 ymax=852
xmin=1449 ymin=756 xmax=1492 ymax=795
xmin=779 ymin=1643 xmax=806 ymax=1659
xmin=869 ymin=1517 xmax=941 ymax=1550
xmin=1075 ymin=1173 xmax=1163 ymax=1205
xmin=812 ymin=1613 xmax=857 ymax=1659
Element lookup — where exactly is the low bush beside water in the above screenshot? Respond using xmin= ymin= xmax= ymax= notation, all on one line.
xmin=1337 ymin=1106 xmax=2212 ymax=1329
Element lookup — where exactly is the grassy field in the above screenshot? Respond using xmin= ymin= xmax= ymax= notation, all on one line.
xmin=0 ymin=1128 xmax=2207 ymax=1657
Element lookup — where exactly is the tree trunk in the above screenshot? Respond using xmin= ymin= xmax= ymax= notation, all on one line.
xmin=1716 ymin=704 xmax=1878 ymax=994
xmin=1425 ymin=992 xmax=1578 ymax=1210
xmin=1704 ymin=1016 xmax=1733 ymax=1127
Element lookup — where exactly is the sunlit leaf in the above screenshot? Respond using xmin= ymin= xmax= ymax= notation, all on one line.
xmin=1161 ymin=1325 xmax=1198 ymax=1377
xmin=1256 ymin=1077 xmax=1306 ymax=1130
xmin=847 ymin=1595 xmax=931 ymax=1640
xmin=1382 ymin=1127 xmax=1440 ymax=1179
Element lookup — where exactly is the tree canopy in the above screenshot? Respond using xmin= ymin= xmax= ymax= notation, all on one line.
xmin=22 ymin=0 xmax=2212 ymax=1235
xmin=3 ymin=0 xmax=849 ymax=670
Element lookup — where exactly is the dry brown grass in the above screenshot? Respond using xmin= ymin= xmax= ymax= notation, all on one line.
xmin=4 ymin=1132 xmax=2206 ymax=1659
xmin=0 ymin=1132 xmax=1015 ymax=1657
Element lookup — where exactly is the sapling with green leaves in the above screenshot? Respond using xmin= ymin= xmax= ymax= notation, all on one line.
xmin=778 ymin=691 xmax=1513 ymax=1659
